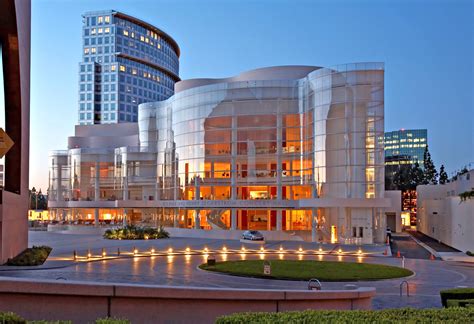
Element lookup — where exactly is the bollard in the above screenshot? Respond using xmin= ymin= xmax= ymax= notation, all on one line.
xmin=402 ymin=256 xmax=405 ymax=268
xmin=133 ymin=247 xmax=137 ymax=255
xmin=73 ymin=250 xmax=77 ymax=261
xmin=87 ymin=249 xmax=91 ymax=259
xmin=102 ymin=248 xmax=106 ymax=257
xmin=117 ymin=247 xmax=120 ymax=256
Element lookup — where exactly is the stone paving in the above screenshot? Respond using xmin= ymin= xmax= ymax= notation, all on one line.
xmin=0 ymin=231 xmax=472 ymax=310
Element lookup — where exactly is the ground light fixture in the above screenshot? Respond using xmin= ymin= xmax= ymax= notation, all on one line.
xmin=241 ymin=246 xmax=246 ymax=253
xmin=279 ymin=246 xmax=284 ymax=252
xmin=150 ymin=248 xmax=155 ymax=255
xmin=298 ymin=247 xmax=303 ymax=253
xmin=87 ymin=250 xmax=92 ymax=259
xmin=318 ymin=247 xmax=323 ymax=253
xmin=133 ymin=247 xmax=138 ymax=255
xmin=358 ymin=248 xmax=363 ymax=255
xmin=203 ymin=247 xmax=209 ymax=253
xmin=185 ymin=247 xmax=191 ymax=254
xmin=260 ymin=246 xmax=265 ymax=252
xmin=338 ymin=248 xmax=342 ymax=254
xmin=102 ymin=248 xmax=106 ymax=257
xmin=222 ymin=246 xmax=227 ymax=253
xmin=168 ymin=248 xmax=173 ymax=254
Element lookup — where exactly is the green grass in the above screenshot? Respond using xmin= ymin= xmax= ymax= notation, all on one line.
xmin=216 ymin=308 xmax=474 ymax=323
xmin=200 ymin=260 xmax=413 ymax=281
xmin=6 ymin=246 xmax=52 ymax=266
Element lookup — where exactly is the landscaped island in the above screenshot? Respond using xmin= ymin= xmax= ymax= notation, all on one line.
xmin=103 ymin=225 xmax=169 ymax=240
xmin=200 ymin=260 xmax=413 ymax=281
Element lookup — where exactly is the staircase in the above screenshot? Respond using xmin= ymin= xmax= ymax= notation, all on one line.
xmin=206 ymin=210 xmax=227 ymax=229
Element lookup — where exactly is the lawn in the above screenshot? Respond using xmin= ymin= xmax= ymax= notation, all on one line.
xmin=200 ymin=260 xmax=413 ymax=281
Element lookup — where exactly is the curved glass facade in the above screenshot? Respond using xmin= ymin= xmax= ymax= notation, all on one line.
xmin=78 ymin=10 xmax=180 ymax=125
xmin=50 ymin=63 xmax=386 ymax=243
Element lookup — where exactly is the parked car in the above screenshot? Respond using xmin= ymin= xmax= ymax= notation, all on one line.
xmin=242 ymin=230 xmax=264 ymax=241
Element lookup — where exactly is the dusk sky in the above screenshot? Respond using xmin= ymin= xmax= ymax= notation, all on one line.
xmin=6 ymin=0 xmax=472 ymax=190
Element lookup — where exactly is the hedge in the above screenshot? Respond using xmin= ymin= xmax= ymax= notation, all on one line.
xmin=0 ymin=312 xmax=129 ymax=323
xmin=446 ymin=299 xmax=474 ymax=308
xmin=6 ymin=246 xmax=52 ymax=266
xmin=216 ymin=308 xmax=474 ymax=323
xmin=440 ymin=287 xmax=474 ymax=307
xmin=103 ymin=225 xmax=169 ymax=240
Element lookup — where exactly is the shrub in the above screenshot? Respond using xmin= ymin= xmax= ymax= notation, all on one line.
xmin=466 ymin=251 xmax=474 ymax=256
xmin=446 ymin=299 xmax=474 ymax=308
xmin=95 ymin=318 xmax=130 ymax=324
xmin=6 ymin=246 xmax=52 ymax=266
xmin=103 ymin=225 xmax=169 ymax=240
xmin=440 ymin=287 xmax=474 ymax=307
xmin=217 ymin=308 xmax=474 ymax=323
xmin=0 ymin=312 xmax=26 ymax=324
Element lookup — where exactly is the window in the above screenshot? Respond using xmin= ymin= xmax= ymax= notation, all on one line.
xmin=98 ymin=16 xmax=103 ymax=24
xmin=105 ymin=27 xmax=110 ymax=33
xmin=84 ymin=48 xmax=90 ymax=54
xmin=140 ymin=35 xmax=145 ymax=42
xmin=80 ymin=113 xmax=85 ymax=120
xmin=98 ymin=28 xmax=103 ymax=34
xmin=105 ymin=16 xmax=110 ymax=23
xmin=111 ymin=64 xmax=116 ymax=71
xmin=91 ymin=47 xmax=96 ymax=54
xmin=91 ymin=28 xmax=96 ymax=35
xmin=119 ymin=65 xmax=126 ymax=72
xmin=123 ymin=30 xmax=129 ymax=36
xmin=110 ymin=113 xmax=116 ymax=120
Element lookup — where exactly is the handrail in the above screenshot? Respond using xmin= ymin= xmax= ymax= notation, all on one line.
xmin=308 ymin=278 xmax=322 ymax=291
xmin=400 ymin=280 xmax=409 ymax=296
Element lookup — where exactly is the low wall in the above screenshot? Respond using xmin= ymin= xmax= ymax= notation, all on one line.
xmin=0 ymin=278 xmax=375 ymax=323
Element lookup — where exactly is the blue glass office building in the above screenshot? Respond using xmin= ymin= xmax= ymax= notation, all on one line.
xmin=384 ymin=129 xmax=428 ymax=166
xmin=78 ymin=10 xmax=180 ymax=125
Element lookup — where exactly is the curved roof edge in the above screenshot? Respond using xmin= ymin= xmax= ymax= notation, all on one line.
xmin=113 ymin=11 xmax=180 ymax=57
xmin=175 ymin=65 xmax=321 ymax=93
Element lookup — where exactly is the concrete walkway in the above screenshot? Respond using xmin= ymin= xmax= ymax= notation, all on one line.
xmin=0 ymin=231 xmax=472 ymax=310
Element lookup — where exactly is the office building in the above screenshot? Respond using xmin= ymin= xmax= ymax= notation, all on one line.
xmin=78 ymin=10 xmax=180 ymax=125
xmin=49 ymin=63 xmax=395 ymax=244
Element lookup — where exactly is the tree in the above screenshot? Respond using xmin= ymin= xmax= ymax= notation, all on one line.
xmin=392 ymin=165 xmax=412 ymax=191
xmin=439 ymin=164 xmax=449 ymax=184
xmin=423 ymin=145 xmax=438 ymax=185
xmin=409 ymin=162 xmax=425 ymax=189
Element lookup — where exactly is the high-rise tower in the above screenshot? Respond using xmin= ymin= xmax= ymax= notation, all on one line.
xmin=78 ymin=10 xmax=180 ymax=125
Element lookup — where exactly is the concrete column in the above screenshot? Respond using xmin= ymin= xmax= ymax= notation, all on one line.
xmin=276 ymin=209 xmax=282 ymax=231
xmin=311 ymin=208 xmax=317 ymax=242
xmin=56 ymin=162 xmax=62 ymax=201
xmin=231 ymin=115 xmax=237 ymax=200
xmin=173 ymin=208 xmax=179 ymax=227
xmin=95 ymin=162 xmax=100 ymax=201
xmin=276 ymin=111 xmax=282 ymax=200
xmin=94 ymin=208 xmax=99 ymax=227
xmin=123 ymin=209 xmax=128 ymax=226
xmin=194 ymin=209 xmax=200 ymax=229
xmin=123 ymin=154 xmax=128 ymax=200
xmin=231 ymin=209 xmax=237 ymax=230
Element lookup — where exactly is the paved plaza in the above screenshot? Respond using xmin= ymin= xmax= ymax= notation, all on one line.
xmin=0 ymin=231 xmax=473 ymax=309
